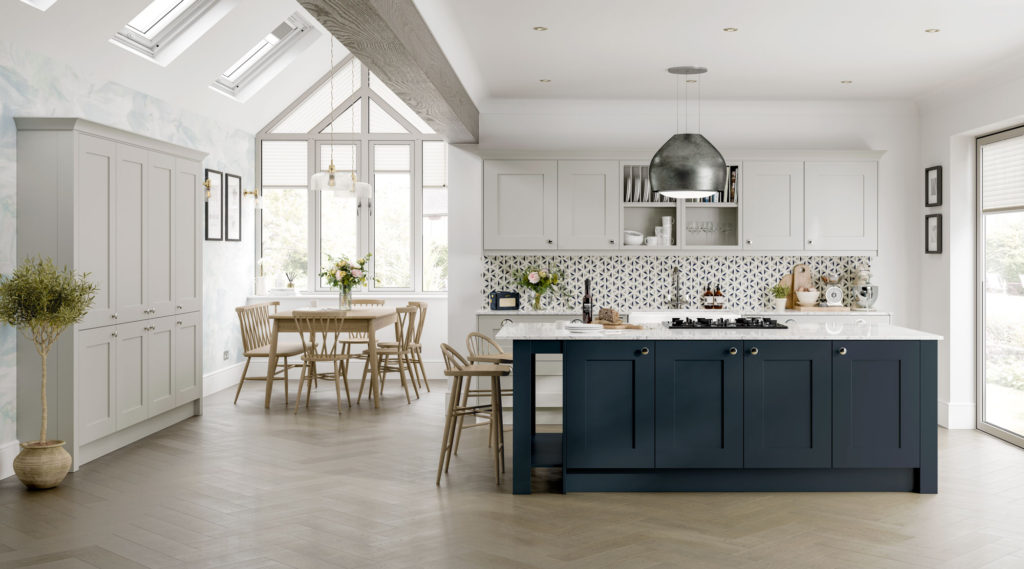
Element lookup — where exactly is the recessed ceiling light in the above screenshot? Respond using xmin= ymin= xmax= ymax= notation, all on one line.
xmin=533 ymin=26 xmax=548 ymax=31
xmin=539 ymin=79 xmax=551 ymax=83
xmin=722 ymin=27 xmax=738 ymax=32
xmin=924 ymin=28 xmax=940 ymax=33
xmin=840 ymin=80 xmax=853 ymax=84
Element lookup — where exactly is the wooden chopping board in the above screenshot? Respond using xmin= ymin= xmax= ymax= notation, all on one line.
xmin=777 ymin=264 xmax=814 ymax=309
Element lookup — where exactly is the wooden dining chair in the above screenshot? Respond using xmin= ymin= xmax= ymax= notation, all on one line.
xmin=437 ymin=343 xmax=509 ymax=485
xmin=339 ymin=298 xmax=386 ymax=380
xmin=292 ymin=309 xmax=352 ymax=414
xmin=359 ymin=306 xmax=419 ymax=404
xmin=379 ymin=302 xmax=430 ymax=392
xmin=234 ymin=302 xmax=304 ymax=405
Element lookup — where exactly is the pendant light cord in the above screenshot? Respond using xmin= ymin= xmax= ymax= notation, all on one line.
xmin=697 ymin=73 xmax=701 ymax=134
xmin=329 ymin=38 xmax=335 ymax=169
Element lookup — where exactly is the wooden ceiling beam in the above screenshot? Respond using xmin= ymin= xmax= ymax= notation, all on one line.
xmin=299 ymin=0 xmax=479 ymax=143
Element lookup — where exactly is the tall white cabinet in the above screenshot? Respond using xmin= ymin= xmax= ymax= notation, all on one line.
xmin=15 ymin=118 xmax=206 ymax=469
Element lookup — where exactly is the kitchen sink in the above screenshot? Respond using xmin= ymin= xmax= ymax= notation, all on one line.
xmin=628 ymin=309 xmax=741 ymax=325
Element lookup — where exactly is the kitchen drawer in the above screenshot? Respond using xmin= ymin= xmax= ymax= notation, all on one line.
xmin=774 ymin=313 xmax=891 ymax=326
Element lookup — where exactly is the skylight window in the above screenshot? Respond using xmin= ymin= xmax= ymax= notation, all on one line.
xmin=19 ymin=0 xmax=59 ymax=11
xmin=210 ymin=13 xmax=318 ymax=102
xmin=111 ymin=0 xmax=225 ymax=66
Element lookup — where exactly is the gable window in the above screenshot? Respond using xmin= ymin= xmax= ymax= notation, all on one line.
xmin=258 ymin=54 xmax=447 ymax=294
xmin=211 ymin=13 xmax=318 ymax=102
xmin=111 ymin=0 xmax=225 ymax=66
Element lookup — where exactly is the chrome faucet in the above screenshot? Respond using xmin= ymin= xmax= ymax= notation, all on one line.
xmin=669 ymin=267 xmax=689 ymax=309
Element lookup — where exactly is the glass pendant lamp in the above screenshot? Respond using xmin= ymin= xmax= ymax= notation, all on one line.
xmin=649 ymin=66 xmax=726 ymax=200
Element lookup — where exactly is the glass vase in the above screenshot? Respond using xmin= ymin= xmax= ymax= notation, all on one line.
xmin=339 ymin=286 xmax=353 ymax=310
xmin=532 ymin=291 xmax=543 ymax=311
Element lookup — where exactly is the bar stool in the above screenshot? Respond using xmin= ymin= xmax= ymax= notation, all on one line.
xmin=459 ymin=332 xmax=514 ymax=454
xmin=437 ymin=343 xmax=510 ymax=485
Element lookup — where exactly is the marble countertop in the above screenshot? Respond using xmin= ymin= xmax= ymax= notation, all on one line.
xmin=495 ymin=321 xmax=942 ymax=341
xmin=477 ymin=308 xmax=891 ymax=317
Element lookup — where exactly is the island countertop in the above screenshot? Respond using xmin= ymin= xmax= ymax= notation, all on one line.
xmin=496 ymin=321 xmax=942 ymax=341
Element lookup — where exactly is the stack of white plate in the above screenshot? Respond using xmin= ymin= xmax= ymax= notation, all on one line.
xmin=564 ymin=322 xmax=604 ymax=334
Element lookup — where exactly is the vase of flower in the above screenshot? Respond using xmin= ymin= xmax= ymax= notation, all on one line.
xmin=518 ymin=267 xmax=565 ymax=312
xmin=320 ymin=253 xmax=372 ymax=310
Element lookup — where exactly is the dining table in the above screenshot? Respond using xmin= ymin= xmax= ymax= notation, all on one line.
xmin=265 ymin=308 xmax=398 ymax=409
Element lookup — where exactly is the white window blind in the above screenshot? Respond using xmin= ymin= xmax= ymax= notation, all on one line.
xmin=272 ymin=58 xmax=360 ymax=134
xmin=982 ymin=132 xmax=1024 ymax=212
xmin=261 ymin=141 xmax=307 ymax=186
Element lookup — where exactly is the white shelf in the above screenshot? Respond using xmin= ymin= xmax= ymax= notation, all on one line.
xmin=622 ymin=202 xmax=676 ymax=208
xmin=682 ymin=202 xmax=738 ymax=208
xmin=620 ymin=244 xmax=680 ymax=251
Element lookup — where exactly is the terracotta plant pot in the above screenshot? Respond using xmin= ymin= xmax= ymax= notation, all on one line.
xmin=13 ymin=440 xmax=72 ymax=489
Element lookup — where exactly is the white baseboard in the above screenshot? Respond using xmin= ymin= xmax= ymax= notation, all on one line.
xmin=203 ymin=361 xmax=247 ymax=397
xmin=940 ymin=400 xmax=977 ymax=429
xmin=0 ymin=439 xmax=20 ymax=480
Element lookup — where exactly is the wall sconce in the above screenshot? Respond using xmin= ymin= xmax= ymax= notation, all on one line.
xmin=203 ymin=178 xmax=212 ymax=202
xmin=243 ymin=187 xmax=262 ymax=209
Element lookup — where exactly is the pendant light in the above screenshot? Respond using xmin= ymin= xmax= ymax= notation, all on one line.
xmin=649 ymin=66 xmax=726 ymax=200
xmin=310 ymin=39 xmax=372 ymax=198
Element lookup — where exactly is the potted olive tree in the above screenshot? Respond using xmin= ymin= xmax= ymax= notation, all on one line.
xmin=0 ymin=257 xmax=95 ymax=489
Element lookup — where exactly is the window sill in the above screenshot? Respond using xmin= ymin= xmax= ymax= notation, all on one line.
xmin=248 ymin=292 xmax=448 ymax=302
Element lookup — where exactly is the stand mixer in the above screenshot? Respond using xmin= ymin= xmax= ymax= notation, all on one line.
xmin=853 ymin=266 xmax=879 ymax=311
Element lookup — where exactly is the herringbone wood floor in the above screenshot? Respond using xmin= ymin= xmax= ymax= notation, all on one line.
xmin=1 ymin=382 xmax=1023 ymax=569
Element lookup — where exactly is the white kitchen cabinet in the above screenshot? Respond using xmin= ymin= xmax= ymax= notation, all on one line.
xmin=77 ymin=327 xmax=117 ymax=444
xmin=16 ymin=117 xmax=205 ymax=469
xmin=804 ymin=161 xmax=878 ymax=251
xmin=116 ymin=321 xmax=148 ymax=430
xmin=174 ymin=159 xmax=202 ymax=314
xmin=741 ymin=161 xmax=804 ymax=250
xmin=484 ymin=160 xmax=558 ymax=250
xmin=557 ymin=160 xmax=620 ymax=249
xmin=174 ymin=311 xmax=202 ymax=405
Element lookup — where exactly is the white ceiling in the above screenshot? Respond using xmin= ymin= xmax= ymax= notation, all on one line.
xmin=417 ymin=0 xmax=1024 ymax=103
xmin=3 ymin=0 xmax=347 ymax=134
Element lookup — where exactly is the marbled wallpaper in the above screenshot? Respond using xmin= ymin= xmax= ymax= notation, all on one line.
xmin=0 ymin=41 xmax=255 ymax=449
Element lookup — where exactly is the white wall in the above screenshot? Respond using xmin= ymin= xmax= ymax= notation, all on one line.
xmin=449 ymin=98 xmax=922 ymax=362
xmin=917 ymin=54 xmax=1024 ymax=428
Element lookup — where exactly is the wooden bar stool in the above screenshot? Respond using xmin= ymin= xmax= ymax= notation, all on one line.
xmin=459 ymin=332 xmax=514 ymax=454
xmin=437 ymin=343 xmax=510 ymax=485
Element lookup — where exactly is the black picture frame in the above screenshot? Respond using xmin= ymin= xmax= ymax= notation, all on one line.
xmin=925 ymin=165 xmax=942 ymax=207
xmin=225 ymin=173 xmax=242 ymax=242
xmin=204 ymin=169 xmax=223 ymax=241
xmin=925 ymin=214 xmax=942 ymax=254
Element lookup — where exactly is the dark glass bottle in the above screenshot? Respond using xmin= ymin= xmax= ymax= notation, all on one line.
xmin=714 ymin=283 xmax=724 ymax=309
xmin=582 ymin=279 xmax=593 ymax=323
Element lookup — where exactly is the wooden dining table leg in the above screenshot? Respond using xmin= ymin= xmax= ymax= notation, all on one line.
xmin=264 ymin=318 xmax=281 ymax=409
xmin=367 ymin=323 xmax=382 ymax=408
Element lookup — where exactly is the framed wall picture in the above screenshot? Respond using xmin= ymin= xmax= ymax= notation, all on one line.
xmin=925 ymin=165 xmax=942 ymax=207
xmin=225 ymin=173 xmax=242 ymax=241
xmin=925 ymin=213 xmax=942 ymax=254
xmin=205 ymin=169 xmax=223 ymax=241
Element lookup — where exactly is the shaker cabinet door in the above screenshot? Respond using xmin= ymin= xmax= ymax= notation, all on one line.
xmin=114 ymin=143 xmax=148 ymax=323
xmin=743 ymin=341 xmax=831 ymax=468
xmin=655 ymin=341 xmax=743 ymax=468
xmin=174 ymin=159 xmax=202 ymax=313
xmin=557 ymin=160 xmax=620 ymax=249
xmin=804 ymin=161 xmax=878 ymax=251
xmin=174 ymin=311 xmax=202 ymax=405
xmin=115 ymin=321 xmax=149 ymax=429
xmin=483 ymin=160 xmax=558 ymax=250
xmin=76 ymin=135 xmax=118 ymax=328
xmin=833 ymin=341 xmax=920 ymax=468
xmin=147 ymin=317 xmax=176 ymax=416
xmin=740 ymin=161 xmax=804 ymax=250
xmin=565 ymin=341 xmax=655 ymax=469
xmin=147 ymin=152 xmax=175 ymax=318
xmin=77 ymin=327 xmax=117 ymax=444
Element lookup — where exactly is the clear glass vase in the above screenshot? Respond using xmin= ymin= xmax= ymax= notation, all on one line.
xmin=339 ymin=286 xmax=353 ymax=310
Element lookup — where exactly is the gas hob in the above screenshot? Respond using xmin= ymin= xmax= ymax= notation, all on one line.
xmin=669 ymin=317 xmax=788 ymax=330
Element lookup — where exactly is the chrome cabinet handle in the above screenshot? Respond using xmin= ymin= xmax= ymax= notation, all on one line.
xmin=546 ymin=239 xmax=554 ymax=245
xmin=176 ymin=305 xmax=183 ymax=310
xmin=609 ymin=239 xmax=615 ymax=245
xmin=176 ymin=321 xmax=182 ymax=326
xmin=729 ymin=347 xmax=738 ymax=355
xmin=749 ymin=347 xmax=759 ymax=355
xmin=838 ymin=347 xmax=848 ymax=355
xmin=745 ymin=239 xmax=752 ymax=245
xmin=807 ymin=240 xmax=814 ymax=246
xmin=111 ymin=313 xmax=118 ymax=320
xmin=111 ymin=331 xmax=118 ymax=338
xmin=639 ymin=347 xmax=650 ymax=355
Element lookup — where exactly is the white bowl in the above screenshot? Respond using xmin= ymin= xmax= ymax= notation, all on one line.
xmin=795 ymin=290 xmax=819 ymax=306
xmin=623 ymin=231 xmax=644 ymax=246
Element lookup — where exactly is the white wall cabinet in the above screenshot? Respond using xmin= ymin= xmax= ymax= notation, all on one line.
xmin=483 ymin=160 xmax=558 ymax=250
xmin=16 ymin=118 xmax=206 ymax=468
xmin=741 ymin=161 xmax=805 ymax=251
xmin=557 ymin=160 xmax=620 ymax=249
xmin=804 ymin=161 xmax=878 ymax=251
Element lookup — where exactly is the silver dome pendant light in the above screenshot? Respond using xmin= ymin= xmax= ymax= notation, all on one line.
xmin=650 ymin=66 xmax=726 ymax=200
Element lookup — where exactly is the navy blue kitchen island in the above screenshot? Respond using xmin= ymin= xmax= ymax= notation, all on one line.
xmin=502 ymin=323 xmax=941 ymax=495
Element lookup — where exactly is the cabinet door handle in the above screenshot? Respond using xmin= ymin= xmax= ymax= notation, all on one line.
xmin=111 ymin=313 xmax=118 ymax=320
xmin=749 ymin=347 xmax=759 ymax=355
xmin=729 ymin=347 xmax=738 ymax=355
xmin=639 ymin=347 xmax=650 ymax=356
xmin=176 ymin=305 xmax=183 ymax=310
xmin=838 ymin=347 xmax=848 ymax=355
xmin=111 ymin=331 xmax=118 ymax=338
xmin=807 ymin=240 xmax=814 ymax=246
xmin=546 ymin=239 xmax=553 ymax=245
xmin=609 ymin=239 xmax=615 ymax=245
xmin=176 ymin=321 xmax=183 ymax=326
xmin=745 ymin=239 xmax=752 ymax=245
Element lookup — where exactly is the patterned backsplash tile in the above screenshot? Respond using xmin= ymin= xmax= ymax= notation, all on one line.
xmin=481 ymin=255 xmax=872 ymax=312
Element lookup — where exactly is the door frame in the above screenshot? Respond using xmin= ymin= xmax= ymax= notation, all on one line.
xmin=976 ymin=125 xmax=1024 ymax=448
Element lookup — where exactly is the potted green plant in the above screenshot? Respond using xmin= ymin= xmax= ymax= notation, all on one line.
xmin=0 ymin=257 xmax=96 ymax=489
xmin=769 ymin=284 xmax=791 ymax=311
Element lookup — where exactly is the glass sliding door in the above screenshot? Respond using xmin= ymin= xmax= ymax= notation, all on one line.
xmin=978 ymin=126 xmax=1024 ymax=447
